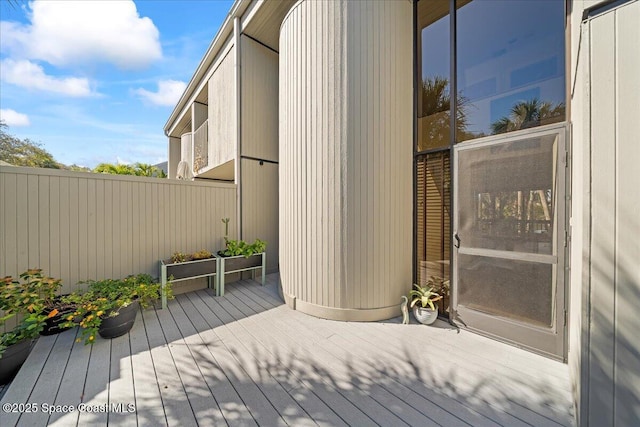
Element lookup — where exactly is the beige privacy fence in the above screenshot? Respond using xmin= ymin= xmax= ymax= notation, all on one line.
xmin=0 ymin=166 xmax=237 ymax=296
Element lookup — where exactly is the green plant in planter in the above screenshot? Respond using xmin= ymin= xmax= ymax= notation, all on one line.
xmin=0 ymin=269 xmax=62 ymax=356
xmin=220 ymin=238 xmax=266 ymax=258
xmin=62 ymin=274 xmax=173 ymax=344
xmin=218 ymin=217 xmax=266 ymax=257
xmin=408 ymin=283 xmax=443 ymax=311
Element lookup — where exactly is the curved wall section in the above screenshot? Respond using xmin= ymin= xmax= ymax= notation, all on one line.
xmin=279 ymin=0 xmax=413 ymax=321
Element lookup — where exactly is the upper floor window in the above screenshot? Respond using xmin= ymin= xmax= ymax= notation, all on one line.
xmin=417 ymin=0 xmax=566 ymax=149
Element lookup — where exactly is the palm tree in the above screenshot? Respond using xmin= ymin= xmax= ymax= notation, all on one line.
xmin=134 ymin=163 xmax=167 ymax=178
xmin=490 ymin=98 xmax=565 ymax=135
xmin=93 ymin=163 xmax=135 ymax=175
xmin=419 ymin=76 xmax=469 ymax=150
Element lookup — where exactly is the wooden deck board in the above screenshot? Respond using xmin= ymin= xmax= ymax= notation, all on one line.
xmin=129 ymin=308 xmax=167 ymax=427
xmin=183 ymin=291 xmax=259 ymax=427
xmin=166 ymin=296 xmax=228 ymax=426
xmin=233 ymin=292 xmax=429 ymax=427
xmin=76 ymin=327 xmax=111 ymax=427
xmin=214 ymin=291 xmax=351 ymax=427
xmin=0 ymin=275 xmax=575 ymax=427
xmin=141 ymin=305 xmax=198 ymax=427
xmin=197 ymin=297 xmax=290 ymax=427
xmin=105 ymin=326 xmax=136 ymax=427
xmin=48 ymin=328 xmax=91 ymax=427
xmin=233 ymin=279 xmax=574 ymax=426
xmin=16 ymin=329 xmax=77 ymax=427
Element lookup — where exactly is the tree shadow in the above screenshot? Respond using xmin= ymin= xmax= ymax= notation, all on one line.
xmin=2 ymin=274 xmax=576 ymax=426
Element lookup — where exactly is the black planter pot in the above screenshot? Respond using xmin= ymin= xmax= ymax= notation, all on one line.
xmin=0 ymin=338 xmax=35 ymax=385
xmin=41 ymin=296 xmax=77 ymax=336
xmin=98 ymin=300 xmax=139 ymax=339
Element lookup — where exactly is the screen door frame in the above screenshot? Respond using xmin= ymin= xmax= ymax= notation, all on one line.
xmin=451 ymin=122 xmax=568 ymax=361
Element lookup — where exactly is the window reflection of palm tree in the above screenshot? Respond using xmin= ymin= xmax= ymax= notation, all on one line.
xmin=419 ymin=76 xmax=470 ymax=150
xmin=490 ymin=98 xmax=565 ymax=135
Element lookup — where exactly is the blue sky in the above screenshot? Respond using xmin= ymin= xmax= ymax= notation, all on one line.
xmin=0 ymin=0 xmax=234 ymax=168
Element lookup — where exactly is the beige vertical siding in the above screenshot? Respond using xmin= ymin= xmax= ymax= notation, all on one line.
xmin=241 ymin=35 xmax=279 ymax=162
xmin=208 ymin=47 xmax=237 ymax=170
xmin=581 ymin=2 xmax=640 ymax=425
xmin=239 ymin=34 xmax=280 ymax=275
xmin=0 ymin=166 xmax=237 ymax=298
xmin=192 ymin=102 xmax=207 ymax=130
xmin=240 ymin=159 xmax=279 ymax=273
xmin=279 ymin=0 xmax=413 ymax=321
xmin=168 ymin=136 xmax=181 ymax=179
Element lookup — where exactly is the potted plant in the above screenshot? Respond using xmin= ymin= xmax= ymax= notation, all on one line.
xmin=0 ymin=269 xmax=62 ymax=384
xmin=408 ymin=283 xmax=443 ymax=325
xmin=159 ymin=249 xmax=217 ymax=308
xmin=425 ymin=276 xmax=450 ymax=315
xmin=62 ymin=274 xmax=172 ymax=344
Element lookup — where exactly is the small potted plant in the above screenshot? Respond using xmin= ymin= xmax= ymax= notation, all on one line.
xmin=408 ymin=283 xmax=443 ymax=325
xmin=0 ymin=269 xmax=62 ymax=384
xmin=425 ymin=276 xmax=450 ymax=315
xmin=63 ymin=274 xmax=172 ymax=344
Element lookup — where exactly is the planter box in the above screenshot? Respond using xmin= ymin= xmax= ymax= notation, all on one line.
xmin=217 ymin=252 xmax=266 ymax=296
xmin=160 ymin=257 xmax=219 ymax=308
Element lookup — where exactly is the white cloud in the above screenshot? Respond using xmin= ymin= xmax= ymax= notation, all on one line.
xmin=0 ymin=109 xmax=30 ymax=126
xmin=135 ymin=80 xmax=186 ymax=107
xmin=0 ymin=59 xmax=93 ymax=97
xmin=1 ymin=0 xmax=161 ymax=70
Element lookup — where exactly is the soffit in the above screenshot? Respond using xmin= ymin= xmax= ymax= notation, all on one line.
xmin=243 ymin=0 xmax=297 ymax=51
xmin=418 ymin=0 xmax=472 ymax=29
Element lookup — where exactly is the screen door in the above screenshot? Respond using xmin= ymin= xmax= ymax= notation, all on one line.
xmin=452 ymin=124 xmax=567 ymax=360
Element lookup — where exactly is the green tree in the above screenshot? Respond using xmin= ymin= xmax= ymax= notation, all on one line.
xmin=134 ymin=163 xmax=167 ymax=178
xmin=0 ymin=121 xmax=61 ymax=168
xmin=93 ymin=162 xmax=166 ymax=178
xmin=490 ymin=98 xmax=565 ymax=135
xmin=94 ymin=163 xmax=136 ymax=175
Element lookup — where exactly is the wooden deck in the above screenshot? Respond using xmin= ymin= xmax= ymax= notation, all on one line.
xmin=0 ymin=275 xmax=575 ymax=426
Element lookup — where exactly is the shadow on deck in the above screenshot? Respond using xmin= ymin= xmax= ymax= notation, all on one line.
xmin=0 ymin=274 xmax=575 ymax=426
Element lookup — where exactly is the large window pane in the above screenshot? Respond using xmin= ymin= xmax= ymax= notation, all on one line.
xmin=456 ymin=0 xmax=565 ymax=142
xmin=417 ymin=0 xmax=451 ymax=151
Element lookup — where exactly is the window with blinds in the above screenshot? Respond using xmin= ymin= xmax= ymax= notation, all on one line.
xmin=416 ymin=151 xmax=451 ymax=311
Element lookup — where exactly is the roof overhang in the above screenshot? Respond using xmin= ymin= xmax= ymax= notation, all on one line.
xmin=164 ymin=0 xmax=251 ymax=137
xmin=164 ymin=0 xmax=297 ymax=138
